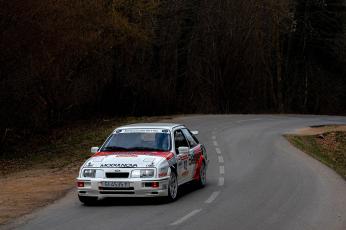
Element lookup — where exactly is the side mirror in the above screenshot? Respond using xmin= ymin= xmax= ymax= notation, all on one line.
xmin=178 ymin=146 xmax=189 ymax=154
xmin=91 ymin=147 xmax=99 ymax=154
xmin=191 ymin=130 xmax=199 ymax=135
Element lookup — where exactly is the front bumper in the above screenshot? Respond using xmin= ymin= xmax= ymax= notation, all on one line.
xmin=76 ymin=177 xmax=170 ymax=198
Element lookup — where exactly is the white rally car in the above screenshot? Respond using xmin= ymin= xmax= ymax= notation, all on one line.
xmin=77 ymin=123 xmax=208 ymax=204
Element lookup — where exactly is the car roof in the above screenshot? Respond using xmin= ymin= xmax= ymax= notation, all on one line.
xmin=116 ymin=123 xmax=184 ymax=130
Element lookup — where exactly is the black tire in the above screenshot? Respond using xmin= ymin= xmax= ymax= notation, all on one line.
xmin=78 ymin=195 xmax=98 ymax=205
xmin=196 ymin=162 xmax=206 ymax=188
xmin=167 ymin=171 xmax=178 ymax=202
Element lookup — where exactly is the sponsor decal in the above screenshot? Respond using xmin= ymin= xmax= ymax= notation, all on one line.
xmin=100 ymin=163 xmax=138 ymax=168
xmin=87 ymin=162 xmax=93 ymax=167
xmin=114 ymin=129 xmax=170 ymax=134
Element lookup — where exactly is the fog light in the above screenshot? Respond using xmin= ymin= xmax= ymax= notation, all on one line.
xmin=152 ymin=182 xmax=159 ymax=188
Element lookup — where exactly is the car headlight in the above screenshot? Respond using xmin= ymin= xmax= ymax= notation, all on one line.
xmin=83 ymin=169 xmax=96 ymax=178
xmin=131 ymin=169 xmax=155 ymax=178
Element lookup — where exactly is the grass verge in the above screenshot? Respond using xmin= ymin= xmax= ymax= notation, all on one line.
xmin=285 ymin=129 xmax=346 ymax=180
xmin=0 ymin=116 xmax=172 ymax=225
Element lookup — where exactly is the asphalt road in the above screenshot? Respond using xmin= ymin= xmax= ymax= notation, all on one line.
xmin=7 ymin=115 xmax=346 ymax=230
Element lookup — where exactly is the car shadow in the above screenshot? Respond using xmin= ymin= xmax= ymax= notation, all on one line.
xmin=85 ymin=182 xmax=205 ymax=207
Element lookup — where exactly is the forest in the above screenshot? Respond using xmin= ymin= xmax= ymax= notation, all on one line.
xmin=1 ymin=0 xmax=346 ymax=142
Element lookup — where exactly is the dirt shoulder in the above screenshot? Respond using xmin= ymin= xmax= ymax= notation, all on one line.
xmin=0 ymin=116 xmax=174 ymax=226
xmin=285 ymin=125 xmax=346 ymax=180
xmin=0 ymin=167 xmax=77 ymax=225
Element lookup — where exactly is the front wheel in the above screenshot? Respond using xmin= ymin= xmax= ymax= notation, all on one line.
xmin=167 ymin=171 xmax=178 ymax=202
xmin=78 ymin=195 xmax=98 ymax=205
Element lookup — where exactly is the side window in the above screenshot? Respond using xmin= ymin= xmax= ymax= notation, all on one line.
xmin=174 ymin=129 xmax=189 ymax=153
xmin=182 ymin=129 xmax=198 ymax=148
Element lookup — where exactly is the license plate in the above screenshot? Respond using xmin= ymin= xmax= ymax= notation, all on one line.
xmin=102 ymin=181 xmax=130 ymax=188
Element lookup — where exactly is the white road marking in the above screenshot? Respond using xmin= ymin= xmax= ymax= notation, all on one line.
xmin=218 ymin=156 xmax=224 ymax=163
xmin=170 ymin=209 xmax=202 ymax=226
xmin=219 ymin=165 xmax=225 ymax=174
xmin=218 ymin=177 xmax=224 ymax=186
xmin=208 ymin=131 xmax=225 ymax=206
xmin=205 ymin=191 xmax=220 ymax=204
xmin=215 ymin=148 xmax=221 ymax=154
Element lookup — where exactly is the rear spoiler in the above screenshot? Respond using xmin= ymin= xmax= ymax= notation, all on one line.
xmin=191 ymin=130 xmax=199 ymax=135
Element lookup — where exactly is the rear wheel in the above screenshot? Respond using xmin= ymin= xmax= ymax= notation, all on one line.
xmin=196 ymin=162 xmax=206 ymax=187
xmin=167 ymin=171 xmax=178 ymax=202
xmin=78 ymin=195 xmax=98 ymax=205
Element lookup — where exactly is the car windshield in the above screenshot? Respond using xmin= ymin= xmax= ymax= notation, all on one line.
xmin=100 ymin=130 xmax=171 ymax=152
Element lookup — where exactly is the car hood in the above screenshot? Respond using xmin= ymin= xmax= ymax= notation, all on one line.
xmin=83 ymin=151 xmax=174 ymax=168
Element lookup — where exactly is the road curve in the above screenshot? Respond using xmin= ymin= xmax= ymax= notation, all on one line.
xmin=5 ymin=115 xmax=346 ymax=230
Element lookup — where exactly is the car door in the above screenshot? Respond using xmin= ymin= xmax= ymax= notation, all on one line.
xmin=174 ymin=129 xmax=190 ymax=183
xmin=181 ymin=128 xmax=200 ymax=180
